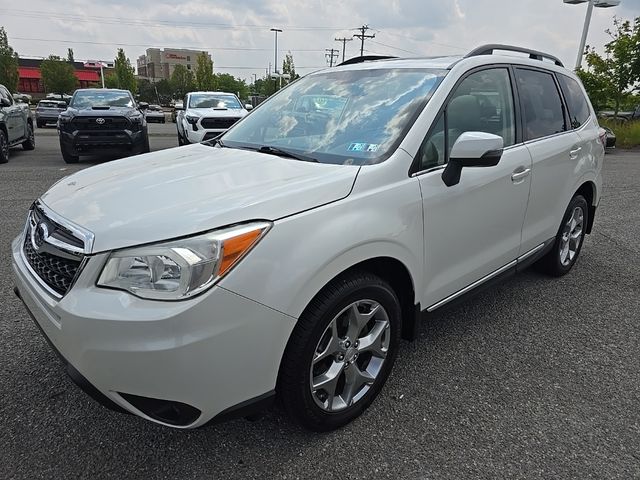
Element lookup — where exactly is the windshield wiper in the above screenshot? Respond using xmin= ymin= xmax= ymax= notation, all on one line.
xmin=257 ymin=145 xmax=318 ymax=163
xmin=203 ymin=137 xmax=227 ymax=148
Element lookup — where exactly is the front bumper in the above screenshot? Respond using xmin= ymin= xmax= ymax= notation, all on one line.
xmin=184 ymin=126 xmax=226 ymax=144
xmin=12 ymin=235 xmax=295 ymax=428
xmin=59 ymin=128 xmax=147 ymax=156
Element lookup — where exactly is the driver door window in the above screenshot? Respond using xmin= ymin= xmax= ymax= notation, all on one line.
xmin=417 ymin=68 xmax=515 ymax=172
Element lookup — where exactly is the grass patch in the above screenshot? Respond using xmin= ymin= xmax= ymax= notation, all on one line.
xmin=599 ymin=118 xmax=640 ymax=149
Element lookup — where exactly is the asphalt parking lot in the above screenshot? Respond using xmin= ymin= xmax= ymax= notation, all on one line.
xmin=1 ymin=133 xmax=639 ymax=479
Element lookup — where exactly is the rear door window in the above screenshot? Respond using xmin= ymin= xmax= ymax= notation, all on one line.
xmin=557 ymin=74 xmax=591 ymax=129
xmin=516 ymin=68 xmax=566 ymax=141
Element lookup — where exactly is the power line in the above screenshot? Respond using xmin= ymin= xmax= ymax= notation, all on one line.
xmin=367 ymin=39 xmax=422 ymax=56
xmin=325 ymin=48 xmax=339 ymax=67
xmin=2 ymin=9 xmax=357 ymax=32
xmin=353 ymin=25 xmax=376 ymax=57
xmin=10 ymin=36 xmax=325 ymax=53
xmin=334 ymin=37 xmax=353 ymax=63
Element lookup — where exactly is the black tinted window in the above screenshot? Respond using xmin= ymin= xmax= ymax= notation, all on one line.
xmin=557 ymin=74 xmax=590 ymax=129
xmin=516 ymin=69 xmax=566 ymax=141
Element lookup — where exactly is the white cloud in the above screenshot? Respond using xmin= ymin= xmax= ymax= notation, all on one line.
xmin=1 ymin=0 xmax=637 ymax=81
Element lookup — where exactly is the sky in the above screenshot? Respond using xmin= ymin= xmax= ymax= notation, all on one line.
xmin=1 ymin=0 xmax=639 ymax=83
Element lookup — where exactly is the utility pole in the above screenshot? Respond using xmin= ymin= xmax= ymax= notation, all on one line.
xmin=325 ymin=48 xmax=339 ymax=67
xmin=334 ymin=37 xmax=353 ymax=63
xmin=353 ymin=25 xmax=375 ymax=57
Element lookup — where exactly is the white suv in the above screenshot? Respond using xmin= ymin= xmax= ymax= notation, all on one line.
xmin=176 ymin=91 xmax=249 ymax=145
xmin=12 ymin=45 xmax=603 ymax=431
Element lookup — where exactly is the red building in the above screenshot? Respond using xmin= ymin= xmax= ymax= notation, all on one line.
xmin=18 ymin=58 xmax=102 ymax=97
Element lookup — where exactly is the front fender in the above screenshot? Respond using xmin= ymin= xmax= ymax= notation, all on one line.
xmin=220 ymin=177 xmax=424 ymax=319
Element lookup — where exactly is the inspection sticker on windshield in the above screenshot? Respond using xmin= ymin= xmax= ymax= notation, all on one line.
xmin=348 ymin=142 xmax=379 ymax=152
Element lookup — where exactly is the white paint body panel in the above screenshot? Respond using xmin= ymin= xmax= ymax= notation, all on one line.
xmin=416 ymin=144 xmax=532 ymax=307
xmin=40 ymin=144 xmax=359 ymax=253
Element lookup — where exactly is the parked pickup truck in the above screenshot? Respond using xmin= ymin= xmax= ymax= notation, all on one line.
xmin=0 ymin=84 xmax=35 ymax=164
xmin=599 ymin=105 xmax=640 ymax=121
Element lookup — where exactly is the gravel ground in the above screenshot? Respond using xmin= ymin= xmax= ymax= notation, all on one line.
xmin=1 ymin=136 xmax=639 ymax=479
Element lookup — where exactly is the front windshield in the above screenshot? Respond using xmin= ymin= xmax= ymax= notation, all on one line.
xmin=71 ymin=91 xmax=134 ymax=108
xmin=189 ymin=93 xmax=242 ymax=109
xmin=222 ymin=68 xmax=446 ymax=165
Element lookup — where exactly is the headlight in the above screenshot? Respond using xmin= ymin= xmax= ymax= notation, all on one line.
xmin=97 ymin=222 xmax=271 ymax=300
xmin=185 ymin=114 xmax=200 ymax=125
xmin=129 ymin=114 xmax=143 ymax=124
xmin=58 ymin=115 xmax=73 ymax=124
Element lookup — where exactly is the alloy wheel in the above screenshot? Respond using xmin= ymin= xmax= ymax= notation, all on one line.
xmin=310 ymin=299 xmax=390 ymax=412
xmin=559 ymin=206 xmax=584 ymax=266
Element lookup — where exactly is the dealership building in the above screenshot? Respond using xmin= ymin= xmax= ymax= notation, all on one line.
xmin=136 ymin=48 xmax=212 ymax=81
xmin=17 ymin=58 xmax=106 ymax=97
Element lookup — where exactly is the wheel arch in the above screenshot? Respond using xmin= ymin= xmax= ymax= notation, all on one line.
xmin=296 ymin=256 xmax=419 ymax=342
xmin=575 ymin=181 xmax=597 ymax=234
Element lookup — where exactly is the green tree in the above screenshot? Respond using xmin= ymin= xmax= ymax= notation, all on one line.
xmin=577 ymin=16 xmax=640 ymax=116
xmin=282 ymin=51 xmax=300 ymax=86
xmin=136 ymin=78 xmax=157 ymax=103
xmin=0 ymin=27 xmax=19 ymax=92
xmin=194 ymin=52 xmax=215 ymax=91
xmin=213 ymin=73 xmax=249 ymax=99
xmin=170 ymin=64 xmax=195 ymax=99
xmin=40 ymin=55 xmax=77 ymax=94
xmin=67 ymin=48 xmax=74 ymax=63
xmin=109 ymin=48 xmax=137 ymax=92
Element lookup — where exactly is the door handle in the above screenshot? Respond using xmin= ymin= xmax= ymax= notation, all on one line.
xmin=569 ymin=147 xmax=582 ymax=159
xmin=511 ymin=168 xmax=531 ymax=182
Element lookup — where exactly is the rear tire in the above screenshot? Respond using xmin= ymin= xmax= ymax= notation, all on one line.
xmin=279 ymin=271 xmax=401 ymax=431
xmin=535 ymin=195 xmax=588 ymax=277
xmin=22 ymin=123 xmax=35 ymax=150
xmin=0 ymin=130 xmax=9 ymax=164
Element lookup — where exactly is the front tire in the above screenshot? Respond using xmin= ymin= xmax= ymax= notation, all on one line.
xmin=60 ymin=144 xmax=79 ymax=164
xmin=535 ymin=195 xmax=588 ymax=276
xmin=22 ymin=123 xmax=35 ymax=150
xmin=279 ymin=271 xmax=401 ymax=431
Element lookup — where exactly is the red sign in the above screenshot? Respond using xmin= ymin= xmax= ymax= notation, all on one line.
xmin=165 ymin=53 xmax=187 ymax=60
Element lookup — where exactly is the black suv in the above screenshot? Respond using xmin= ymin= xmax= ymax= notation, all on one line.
xmin=58 ymin=89 xmax=150 ymax=163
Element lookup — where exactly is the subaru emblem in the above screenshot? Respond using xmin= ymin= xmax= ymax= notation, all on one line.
xmin=31 ymin=221 xmax=49 ymax=252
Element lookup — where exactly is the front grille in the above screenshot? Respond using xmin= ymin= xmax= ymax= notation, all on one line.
xmin=200 ymin=117 xmax=240 ymax=130
xmin=22 ymin=207 xmax=86 ymax=296
xmin=71 ymin=116 xmax=130 ymax=131
xmin=23 ymin=237 xmax=81 ymax=295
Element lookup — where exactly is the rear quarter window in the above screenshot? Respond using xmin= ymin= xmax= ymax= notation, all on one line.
xmin=557 ymin=74 xmax=591 ymax=129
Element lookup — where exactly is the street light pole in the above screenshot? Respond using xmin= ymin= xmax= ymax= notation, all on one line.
xmin=565 ymin=0 xmax=622 ymax=70
xmin=270 ymin=28 xmax=283 ymax=74
xmin=576 ymin=0 xmax=596 ymax=69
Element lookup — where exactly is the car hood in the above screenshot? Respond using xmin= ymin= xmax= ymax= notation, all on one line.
xmin=65 ymin=106 xmax=140 ymax=117
xmin=40 ymin=144 xmax=359 ymax=253
xmin=186 ymin=108 xmax=247 ymax=117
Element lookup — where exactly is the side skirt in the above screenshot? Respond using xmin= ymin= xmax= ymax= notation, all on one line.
xmin=423 ymin=239 xmax=554 ymax=315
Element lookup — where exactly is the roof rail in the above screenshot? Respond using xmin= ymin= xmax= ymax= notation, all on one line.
xmin=466 ymin=44 xmax=564 ymax=67
xmin=338 ymin=55 xmax=397 ymax=66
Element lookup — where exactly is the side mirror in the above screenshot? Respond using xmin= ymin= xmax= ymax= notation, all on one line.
xmin=245 ymin=104 xmax=254 ymax=111
xmin=138 ymin=102 xmax=149 ymax=110
xmin=441 ymin=132 xmax=504 ymax=187
xmin=0 ymin=98 xmax=10 ymax=107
